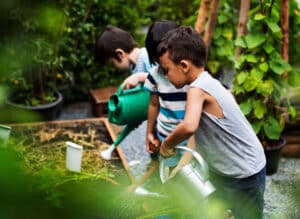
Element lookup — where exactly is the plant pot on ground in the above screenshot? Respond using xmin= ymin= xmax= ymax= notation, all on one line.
xmin=232 ymin=1 xmax=297 ymax=175
xmin=6 ymin=90 xmax=63 ymax=122
xmin=5 ymin=38 xmax=67 ymax=122
xmin=263 ymin=137 xmax=286 ymax=175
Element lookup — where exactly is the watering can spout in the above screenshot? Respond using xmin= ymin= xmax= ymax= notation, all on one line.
xmin=100 ymin=124 xmax=139 ymax=160
xmin=108 ymin=83 xmax=150 ymax=125
xmin=100 ymin=83 xmax=150 ymax=160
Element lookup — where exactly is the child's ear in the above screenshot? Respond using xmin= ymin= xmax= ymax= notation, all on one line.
xmin=180 ymin=60 xmax=190 ymax=74
xmin=115 ymin=48 xmax=125 ymax=59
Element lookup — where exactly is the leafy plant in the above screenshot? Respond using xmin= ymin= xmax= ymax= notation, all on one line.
xmin=2 ymin=2 xmax=68 ymax=106
xmin=232 ymin=0 xmax=297 ymax=146
xmin=288 ymin=0 xmax=300 ymax=86
xmin=206 ymin=0 xmax=238 ymax=86
xmin=8 ymin=38 xmax=57 ymax=106
xmin=57 ymin=0 xmax=152 ymax=100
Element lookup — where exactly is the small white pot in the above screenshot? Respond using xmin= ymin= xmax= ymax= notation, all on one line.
xmin=66 ymin=141 xmax=83 ymax=172
xmin=0 ymin=125 xmax=11 ymax=146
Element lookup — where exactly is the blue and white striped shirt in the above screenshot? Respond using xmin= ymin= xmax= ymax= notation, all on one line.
xmin=144 ymin=66 xmax=188 ymax=137
xmin=130 ymin=47 xmax=153 ymax=74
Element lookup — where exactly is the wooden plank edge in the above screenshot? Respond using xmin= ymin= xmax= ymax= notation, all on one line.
xmin=6 ymin=117 xmax=109 ymax=127
xmin=102 ymin=118 xmax=136 ymax=183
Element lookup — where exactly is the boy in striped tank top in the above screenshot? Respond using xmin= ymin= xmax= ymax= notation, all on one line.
xmin=144 ymin=21 xmax=196 ymax=176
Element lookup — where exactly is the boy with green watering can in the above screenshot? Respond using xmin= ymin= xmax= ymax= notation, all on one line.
xmin=95 ymin=25 xmax=154 ymax=177
xmin=157 ymin=26 xmax=266 ymax=219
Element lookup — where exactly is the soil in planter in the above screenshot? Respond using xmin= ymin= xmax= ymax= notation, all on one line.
xmin=4 ymin=120 xmax=172 ymax=218
xmin=9 ymin=121 xmax=126 ymax=183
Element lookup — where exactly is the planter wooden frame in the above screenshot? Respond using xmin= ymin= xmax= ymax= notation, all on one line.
xmin=7 ymin=117 xmax=157 ymax=186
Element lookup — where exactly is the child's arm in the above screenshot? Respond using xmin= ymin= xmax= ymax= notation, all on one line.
xmin=146 ymin=93 xmax=160 ymax=153
xmin=121 ymin=72 xmax=148 ymax=90
xmin=160 ymin=88 xmax=206 ymax=157
xmin=168 ymin=135 xmax=196 ymax=179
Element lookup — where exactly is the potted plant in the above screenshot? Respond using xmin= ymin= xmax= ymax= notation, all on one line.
xmin=1 ymin=3 xmax=69 ymax=122
xmin=232 ymin=1 xmax=297 ymax=175
xmin=5 ymin=38 xmax=64 ymax=122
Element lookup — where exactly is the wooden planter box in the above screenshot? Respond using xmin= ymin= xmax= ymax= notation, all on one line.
xmin=90 ymin=87 xmax=118 ymax=117
xmin=7 ymin=118 xmax=157 ymax=185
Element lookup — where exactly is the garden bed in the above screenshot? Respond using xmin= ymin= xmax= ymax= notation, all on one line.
xmin=4 ymin=118 xmax=176 ymax=218
xmin=8 ymin=118 xmax=128 ymax=184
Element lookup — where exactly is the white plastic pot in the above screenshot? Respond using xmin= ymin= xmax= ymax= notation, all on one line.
xmin=66 ymin=141 xmax=83 ymax=172
xmin=0 ymin=125 xmax=11 ymax=146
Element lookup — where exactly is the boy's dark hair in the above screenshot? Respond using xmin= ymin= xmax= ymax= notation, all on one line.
xmin=157 ymin=26 xmax=207 ymax=67
xmin=145 ymin=20 xmax=179 ymax=65
xmin=95 ymin=25 xmax=138 ymax=64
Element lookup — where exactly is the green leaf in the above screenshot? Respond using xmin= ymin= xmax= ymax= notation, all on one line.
xmin=256 ymin=80 xmax=273 ymax=96
xmin=245 ymin=34 xmax=266 ymax=49
xmin=269 ymin=59 xmax=285 ymax=75
xmin=259 ymin=62 xmax=269 ymax=72
xmin=243 ymin=76 xmax=258 ymax=91
xmin=222 ymin=28 xmax=233 ymax=40
xmin=254 ymin=14 xmax=266 ymax=21
xmin=263 ymin=43 xmax=274 ymax=54
xmin=282 ymin=61 xmax=292 ymax=72
xmin=207 ymin=61 xmax=220 ymax=74
xmin=288 ymin=106 xmax=297 ymax=121
xmin=263 ymin=116 xmax=281 ymax=140
xmin=265 ymin=19 xmax=281 ymax=34
xmin=232 ymin=84 xmax=244 ymax=95
xmin=253 ymin=100 xmax=267 ymax=119
xmin=240 ymin=99 xmax=253 ymax=115
xmin=251 ymin=120 xmax=262 ymax=134
xmin=246 ymin=54 xmax=258 ymax=63
xmin=269 ymin=52 xmax=290 ymax=75
xmin=235 ymin=36 xmax=247 ymax=48
xmin=250 ymin=68 xmax=264 ymax=80
xmin=235 ymin=55 xmax=247 ymax=69
xmin=216 ymin=47 xmax=227 ymax=56
xmin=218 ymin=14 xmax=228 ymax=24
xmin=237 ymin=71 xmax=248 ymax=85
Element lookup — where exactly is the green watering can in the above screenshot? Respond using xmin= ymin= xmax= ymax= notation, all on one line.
xmin=101 ymin=83 xmax=150 ymax=160
xmin=108 ymin=83 xmax=150 ymax=125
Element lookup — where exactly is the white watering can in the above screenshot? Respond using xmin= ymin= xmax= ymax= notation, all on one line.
xmin=159 ymin=146 xmax=215 ymax=199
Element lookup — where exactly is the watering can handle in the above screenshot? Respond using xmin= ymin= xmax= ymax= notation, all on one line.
xmin=175 ymin=145 xmax=209 ymax=181
xmin=116 ymin=83 xmax=144 ymax=95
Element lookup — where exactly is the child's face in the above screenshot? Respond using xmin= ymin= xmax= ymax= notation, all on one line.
xmin=159 ymin=51 xmax=187 ymax=89
xmin=109 ymin=57 xmax=130 ymax=70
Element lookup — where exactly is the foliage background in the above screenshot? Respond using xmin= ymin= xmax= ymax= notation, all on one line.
xmin=0 ymin=0 xmax=300 ymax=218
xmin=1 ymin=0 xmax=299 ymax=102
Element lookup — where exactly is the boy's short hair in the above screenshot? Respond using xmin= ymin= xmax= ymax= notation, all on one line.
xmin=95 ymin=25 xmax=138 ymax=64
xmin=157 ymin=26 xmax=207 ymax=67
xmin=145 ymin=20 xmax=179 ymax=65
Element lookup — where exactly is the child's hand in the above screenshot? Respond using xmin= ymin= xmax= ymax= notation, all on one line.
xmin=122 ymin=74 xmax=140 ymax=90
xmin=146 ymin=134 xmax=160 ymax=154
xmin=122 ymin=72 xmax=147 ymax=90
xmin=160 ymin=143 xmax=175 ymax=158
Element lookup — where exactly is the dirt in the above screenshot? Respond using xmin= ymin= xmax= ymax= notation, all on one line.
xmin=9 ymin=119 xmax=124 ymax=179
